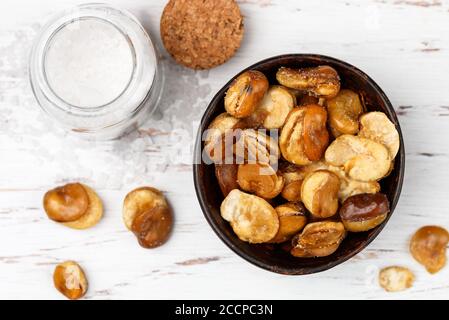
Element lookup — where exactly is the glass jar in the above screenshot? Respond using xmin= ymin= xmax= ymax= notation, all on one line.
xmin=29 ymin=3 xmax=163 ymax=140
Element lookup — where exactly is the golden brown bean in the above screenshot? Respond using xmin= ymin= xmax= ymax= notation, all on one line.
xmin=215 ymin=163 xmax=239 ymax=197
xmin=225 ymin=70 xmax=269 ymax=118
xmin=279 ymin=108 xmax=310 ymax=165
xmin=53 ymin=261 xmax=88 ymax=300
xmin=379 ymin=266 xmax=415 ymax=292
xmin=270 ymin=202 xmax=307 ymax=243
xmin=204 ymin=113 xmax=240 ymax=163
xmin=237 ymin=163 xmax=284 ymax=199
xmin=325 ymin=135 xmax=391 ymax=182
xmin=43 ymin=183 xmax=89 ymax=222
xmin=276 ymin=66 xmax=340 ymax=98
xmin=410 ymin=226 xmax=449 ymax=274
xmin=122 ymin=187 xmax=169 ymax=230
xmin=339 ymin=193 xmax=390 ymax=232
xmin=359 ymin=111 xmax=400 ymax=159
xmin=221 ymin=189 xmax=279 ymax=243
xmin=301 ymin=170 xmax=340 ymax=218
xmin=62 ymin=184 xmax=104 ymax=230
xmin=291 ymin=221 xmax=346 ymax=258
xmin=326 ymin=89 xmax=364 ymax=137
xmin=131 ymin=206 xmax=173 ymax=248
xmin=255 ymin=85 xmax=295 ymax=129
xmin=234 ymin=129 xmax=280 ymax=165
xmin=303 ymin=104 xmax=329 ymax=161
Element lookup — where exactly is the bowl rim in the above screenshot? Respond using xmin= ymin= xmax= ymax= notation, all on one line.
xmin=193 ymin=53 xmax=405 ymax=275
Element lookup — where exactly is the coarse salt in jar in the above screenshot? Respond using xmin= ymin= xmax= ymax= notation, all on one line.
xmin=29 ymin=3 xmax=163 ymax=139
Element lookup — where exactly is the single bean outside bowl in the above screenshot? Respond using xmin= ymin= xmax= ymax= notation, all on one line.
xmin=193 ymin=54 xmax=405 ymax=275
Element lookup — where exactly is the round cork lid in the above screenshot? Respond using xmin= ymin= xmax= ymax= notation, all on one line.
xmin=160 ymin=0 xmax=244 ymax=70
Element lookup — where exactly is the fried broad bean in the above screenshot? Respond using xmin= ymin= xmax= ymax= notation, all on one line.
xmin=122 ymin=187 xmax=169 ymax=230
xmin=224 ymin=70 xmax=269 ymax=118
xmin=279 ymin=161 xmax=335 ymax=202
xmin=123 ymin=187 xmax=173 ymax=249
xmin=359 ymin=112 xmax=400 ymax=159
xmin=339 ymin=193 xmax=389 ymax=232
xmin=131 ymin=206 xmax=173 ymax=248
xmin=255 ymin=85 xmax=295 ymax=129
xmin=276 ymin=66 xmax=340 ymax=98
xmin=291 ymin=221 xmax=346 ymax=258
xmin=338 ymin=178 xmax=381 ymax=202
xmin=270 ymin=202 xmax=307 ymax=243
xmin=301 ymin=170 xmax=340 ymax=218
xmin=215 ymin=163 xmax=239 ymax=197
xmin=379 ymin=266 xmax=415 ymax=292
xmin=221 ymin=189 xmax=279 ymax=243
xmin=410 ymin=226 xmax=449 ymax=274
xmin=326 ymin=89 xmax=364 ymax=137
xmin=234 ymin=129 xmax=280 ymax=165
xmin=237 ymin=163 xmax=284 ymax=199
xmin=53 ymin=261 xmax=88 ymax=300
xmin=279 ymin=163 xmax=306 ymax=202
xmin=204 ymin=112 xmax=240 ymax=163
xmin=319 ymin=163 xmax=381 ymax=202
xmin=43 ymin=183 xmax=89 ymax=222
xmin=279 ymin=108 xmax=310 ymax=165
xmin=325 ymin=134 xmax=391 ymax=182
xmin=303 ymin=104 xmax=329 ymax=161
xmin=62 ymin=184 xmax=104 ymax=230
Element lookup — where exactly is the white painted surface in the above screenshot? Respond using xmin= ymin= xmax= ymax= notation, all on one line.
xmin=0 ymin=0 xmax=448 ymax=300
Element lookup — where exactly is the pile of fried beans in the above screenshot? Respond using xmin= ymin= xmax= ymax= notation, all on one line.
xmin=205 ymin=65 xmax=399 ymax=257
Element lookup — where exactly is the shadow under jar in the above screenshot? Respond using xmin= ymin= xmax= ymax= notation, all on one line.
xmin=29 ymin=4 xmax=163 ymax=140
xmin=193 ymin=54 xmax=405 ymax=275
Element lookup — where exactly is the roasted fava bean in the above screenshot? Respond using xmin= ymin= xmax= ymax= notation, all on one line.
xmin=43 ymin=183 xmax=89 ymax=222
xmin=221 ymin=189 xmax=279 ymax=243
xmin=123 ymin=187 xmax=173 ymax=248
xmin=279 ymin=108 xmax=310 ymax=165
xmin=318 ymin=162 xmax=381 ymax=202
xmin=338 ymin=177 xmax=381 ymax=202
xmin=359 ymin=112 xmax=400 ymax=159
xmin=237 ymin=163 xmax=284 ymax=199
xmin=255 ymin=85 xmax=295 ymax=129
xmin=53 ymin=261 xmax=88 ymax=300
xmin=204 ymin=113 xmax=240 ymax=163
xmin=234 ymin=129 xmax=280 ymax=165
xmin=279 ymin=161 xmax=332 ymax=202
xmin=301 ymin=170 xmax=340 ymax=218
xmin=215 ymin=163 xmax=239 ymax=197
xmin=303 ymin=104 xmax=329 ymax=161
xmin=224 ymin=70 xmax=269 ymax=118
xmin=270 ymin=202 xmax=307 ymax=243
xmin=379 ymin=266 xmax=415 ymax=292
xmin=131 ymin=206 xmax=173 ymax=248
xmin=123 ymin=187 xmax=169 ymax=230
xmin=62 ymin=184 xmax=104 ymax=230
xmin=339 ymin=193 xmax=390 ymax=232
xmin=291 ymin=221 xmax=346 ymax=258
xmin=325 ymin=134 xmax=391 ymax=182
xmin=276 ymin=66 xmax=340 ymax=98
xmin=326 ymin=89 xmax=364 ymax=137
xmin=410 ymin=226 xmax=449 ymax=274
xmin=279 ymin=163 xmax=305 ymax=202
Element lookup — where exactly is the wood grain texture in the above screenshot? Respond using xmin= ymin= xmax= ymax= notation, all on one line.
xmin=0 ymin=0 xmax=448 ymax=299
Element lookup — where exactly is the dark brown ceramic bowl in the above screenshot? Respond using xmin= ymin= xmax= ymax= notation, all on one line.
xmin=193 ymin=54 xmax=405 ymax=275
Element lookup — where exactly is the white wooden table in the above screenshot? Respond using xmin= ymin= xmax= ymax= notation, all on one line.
xmin=1 ymin=0 xmax=448 ymax=300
